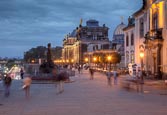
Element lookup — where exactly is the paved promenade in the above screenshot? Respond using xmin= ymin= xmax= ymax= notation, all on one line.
xmin=0 ymin=70 xmax=167 ymax=115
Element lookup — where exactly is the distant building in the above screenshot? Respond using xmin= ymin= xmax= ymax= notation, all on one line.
xmin=62 ymin=19 xmax=110 ymax=65
xmin=111 ymin=22 xmax=126 ymax=67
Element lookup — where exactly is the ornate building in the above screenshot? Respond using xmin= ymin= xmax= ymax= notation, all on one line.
xmin=123 ymin=17 xmax=135 ymax=67
xmin=111 ymin=22 xmax=126 ymax=67
xmin=125 ymin=0 xmax=167 ymax=79
xmin=62 ymin=19 xmax=110 ymax=65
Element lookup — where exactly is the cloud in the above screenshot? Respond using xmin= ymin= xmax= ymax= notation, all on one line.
xmin=0 ymin=0 xmax=142 ymax=58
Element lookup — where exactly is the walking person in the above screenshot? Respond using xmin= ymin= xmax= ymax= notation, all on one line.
xmin=3 ymin=74 xmax=12 ymax=97
xmin=113 ymin=70 xmax=118 ymax=85
xmin=89 ymin=68 xmax=94 ymax=80
xmin=22 ymin=74 xmax=32 ymax=99
xmin=136 ymin=69 xmax=144 ymax=93
xmin=56 ymin=70 xmax=67 ymax=94
xmin=106 ymin=71 xmax=112 ymax=86
xmin=20 ymin=68 xmax=24 ymax=79
xmin=78 ymin=66 xmax=81 ymax=74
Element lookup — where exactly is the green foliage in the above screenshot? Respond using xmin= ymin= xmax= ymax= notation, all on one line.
xmin=24 ymin=46 xmax=63 ymax=63
xmin=24 ymin=46 xmax=47 ymax=62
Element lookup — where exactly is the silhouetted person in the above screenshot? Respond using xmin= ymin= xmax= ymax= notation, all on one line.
xmin=78 ymin=66 xmax=81 ymax=74
xmin=56 ymin=70 xmax=67 ymax=94
xmin=20 ymin=68 xmax=24 ymax=79
xmin=113 ymin=70 xmax=118 ymax=85
xmin=3 ymin=74 xmax=12 ymax=97
xmin=106 ymin=71 xmax=112 ymax=86
xmin=89 ymin=68 xmax=94 ymax=80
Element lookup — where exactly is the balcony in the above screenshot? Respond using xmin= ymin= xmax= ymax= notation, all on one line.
xmin=145 ymin=28 xmax=163 ymax=40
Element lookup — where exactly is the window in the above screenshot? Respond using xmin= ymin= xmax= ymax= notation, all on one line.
xmin=131 ymin=50 xmax=134 ymax=63
xmin=140 ymin=18 xmax=144 ymax=37
xmin=126 ymin=35 xmax=129 ymax=46
xmin=126 ymin=51 xmax=129 ymax=64
xmin=152 ymin=11 xmax=158 ymax=30
xmin=131 ymin=33 xmax=134 ymax=46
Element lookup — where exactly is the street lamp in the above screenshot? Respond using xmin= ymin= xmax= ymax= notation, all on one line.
xmin=107 ymin=55 xmax=112 ymax=73
xmin=107 ymin=56 xmax=112 ymax=62
xmin=85 ymin=57 xmax=88 ymax=63
xmin=93 ymin=57 xmax=97 ymax=69
xmin=140 ymin=50 xmax=144 ymax=83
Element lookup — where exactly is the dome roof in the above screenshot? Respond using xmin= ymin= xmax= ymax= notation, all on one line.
xmin=113 ymin=22 xmax=126 ymax=35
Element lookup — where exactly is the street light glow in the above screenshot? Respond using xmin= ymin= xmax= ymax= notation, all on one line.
xmin=85 ymin=58 xmax=88 ymax=62
xmin=93 ymin=57 xmax=97 ymax=62
xmin=107 ymin=56 xmax=112 ymax=61
xmin=140 ymin=52 xmax=144 ymax=58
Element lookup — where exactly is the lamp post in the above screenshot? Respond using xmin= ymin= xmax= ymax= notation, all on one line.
xmin=107 ymin=56 xmax=112 ymax=73
xmin=140 ymin=51 xmax=144 ymax=83
xmin=93 ymin=57 xmax=97 ymax=69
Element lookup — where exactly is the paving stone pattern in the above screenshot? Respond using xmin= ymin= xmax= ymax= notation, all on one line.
xmin=0 ymin=70 xmax=167 ymax=115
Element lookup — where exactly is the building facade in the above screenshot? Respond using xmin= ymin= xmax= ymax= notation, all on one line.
xmin=62 ymin=19 xmax=110 ymax=65
xmin=123 ymin=17 xmax=135 ymax=67
xmin=125 ymin=0 xmax=167 ymax=79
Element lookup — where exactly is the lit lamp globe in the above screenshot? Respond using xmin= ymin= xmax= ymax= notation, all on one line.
xmin=93 ymin=57 xmax=97 ymax=62
xmin=85 ymin=58 xmax=88 ymax=62
xmin=107 ymin=56 xmax=112 ymax=62
xmin=140 ymin=51 xmax=144 ymax=58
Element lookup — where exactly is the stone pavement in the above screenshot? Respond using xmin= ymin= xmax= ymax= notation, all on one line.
xmin=0 ymin=70 xmax=167 ymax=115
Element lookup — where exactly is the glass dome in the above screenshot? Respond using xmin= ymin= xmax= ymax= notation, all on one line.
xmin=113 ymin=22 xmax=126 ymax=35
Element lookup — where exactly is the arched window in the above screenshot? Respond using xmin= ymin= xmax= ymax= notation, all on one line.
xmin=140 ymin=18 xmax=144 ymax=37
xmin=131 ymin=33 xmax=134 ymax=46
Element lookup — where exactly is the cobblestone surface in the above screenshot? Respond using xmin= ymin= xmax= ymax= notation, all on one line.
xmin=0 ymin=70 xmax=167 ymax=115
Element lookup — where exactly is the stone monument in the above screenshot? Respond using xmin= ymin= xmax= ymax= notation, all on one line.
xmin=39 ymin=43 xmax=55 ymax=74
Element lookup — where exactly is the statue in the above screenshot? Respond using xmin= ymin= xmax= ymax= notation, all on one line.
xmin=39 ymin=43 xmax=55 ymax=73
xmin=47 ymin=43 xmax=52 ymax=64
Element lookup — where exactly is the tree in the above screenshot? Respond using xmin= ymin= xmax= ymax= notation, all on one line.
xmin=24 ymin=46 xmax=47 ymax=62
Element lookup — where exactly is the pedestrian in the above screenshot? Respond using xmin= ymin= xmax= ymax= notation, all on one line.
xmin=3 ymin=74 xmax=12 ymax=97
xmin=137 ymin=69 xmax=144 ymax=84
xmin=113 ymin=70 xmax=118 ymax=85
xmin=78 ymin=66 xmax=81 ymax=74
xmin=22 ymin=74 xmax=32 ymax=99
xmin=89 ymin=68 xmax=94 ymax=80
xmin=106 ymin=71 xmax=112 ymax=86
xmin=137 ymin=69 xmax=144 ymax=93
xmin=20 ymin=68 xmax=24 ymax=79
xmin=56 ymin=70 xmax=66 ymax=94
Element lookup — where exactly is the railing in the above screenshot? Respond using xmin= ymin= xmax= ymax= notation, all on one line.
xmin=145 ymin=28 xmax=163 ymax=40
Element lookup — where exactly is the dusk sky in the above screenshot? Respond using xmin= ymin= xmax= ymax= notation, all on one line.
xmin=0 ymin=0 xmax=142 ymax=58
